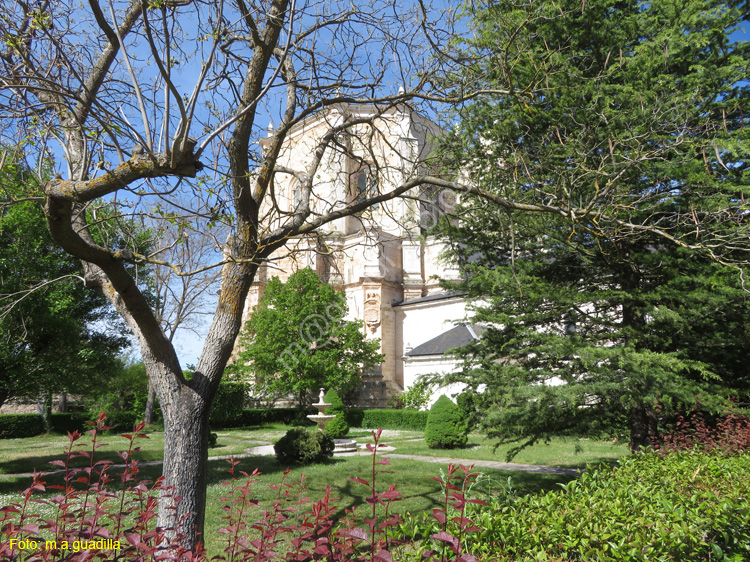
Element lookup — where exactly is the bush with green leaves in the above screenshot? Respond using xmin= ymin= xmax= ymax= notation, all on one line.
xmin=209 ymin=381 xmax=246 ymax=428
xmin=323 ymin=388 xmax=348 ymax=438
xmin=274 ymin=427 xmax=334 ymax=465
xmin=348 ymin=409 xmax=429 ymax=430
xmin=425 ymin=395 xmax=468 ymax=449
xmin=458 ymin=450 xmax=750 ymax=561
xmin=387 ymin=378 xmax=433 ymax=410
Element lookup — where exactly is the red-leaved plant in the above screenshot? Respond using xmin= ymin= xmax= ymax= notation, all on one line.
xmin=0 ymin=418 xmax=485 ymax=561
xmin=654 ymin=406 xmax=750 ymax=455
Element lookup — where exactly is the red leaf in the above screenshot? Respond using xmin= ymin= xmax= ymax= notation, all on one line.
xmin=374 ymin=549 xmax=394 ymax=562
xmin=124 ymin=532 xmax=142 ymax=546
xmin=457 ymin=555 xmax=478 ymax=562
xmin=380 ymin=489 xmax=402 ymax=501
xmin=339 ymin=527 xmax=368 ymax=541
xmin=20 ymin=523 xmax=40 ymax=535
xmin=349 ymin=477 xmax=370 ymax=486
xmin=431 ymin=531 xmax=459 ymax=551
xmin=432 ymin=509 xmax=446 ymax=524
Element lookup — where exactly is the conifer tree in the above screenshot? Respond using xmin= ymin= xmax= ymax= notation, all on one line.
xmin=437 ymin=0 xmax=750 ymax=451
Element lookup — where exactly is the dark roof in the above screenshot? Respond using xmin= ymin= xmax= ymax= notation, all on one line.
xmin=404 ymin=324 xmax=485 ymax=357
xmin=393 ymin=291 xmax=466 ymax=308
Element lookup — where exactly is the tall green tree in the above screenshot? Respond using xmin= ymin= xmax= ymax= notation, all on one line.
xmin=230 ymin=268 xmax=382 ymax=408
xmin=0 ymin=156 xmax=129 ymax=415
xmin=436 ymin=0 xmax=750 ymax=451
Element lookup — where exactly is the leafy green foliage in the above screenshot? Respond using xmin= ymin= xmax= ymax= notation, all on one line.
xmin=0 ymin=153 xmax=150 ymax=410
xmin=209 ymin=382 xmax=246 ymax=428
xmin=458 ymin=450 xmax=750 ymax=561
xmin=274 ymin=427 xmax=334 ymax=465
xmin=0 ymin=414 xmax=45 ymax=439
xmin=238 ymin=408 xmax=316 ymax=427
xmin=230 ymin=268 xmax=383 ymax=407
xmin=437 ymin=0 xmax=750 ymax=451
xmin=85 ymin=360 xmax=156 ymax=424
xmin=323 ymin=388 xmax=348 ymax=439
xmin=388 ymin=377 xmax=433 ymax=410
xmin=425 ymin=395 xmax=468 ymax=449
xmin=348 ymin=409 xmax=429 ymax=431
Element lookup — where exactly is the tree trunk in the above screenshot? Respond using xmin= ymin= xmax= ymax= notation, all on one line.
xmin=58 ymin=391 xmax=67 ymax=413
xmin=158 ymin=386 xmax=211 ymax=544
xmin=629 ymin=403 xmax=658 ymax=451
xmin=144 ymin=381 xmax=156 ymax=424
xmin=37 ymin=390 xmax=52 ymax=433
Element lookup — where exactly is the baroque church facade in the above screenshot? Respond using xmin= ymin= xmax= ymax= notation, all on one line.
xmin=237 ymin=103 xmax=475 ymax=406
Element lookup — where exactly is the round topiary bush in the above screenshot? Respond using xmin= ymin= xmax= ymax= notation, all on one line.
xmin=274 ymin=427 xmax=335 ymax=465
xmin=323 ymin=389 xmax=349 ymax=439
xmin=425 ymin=395 xmax=468 ymax=449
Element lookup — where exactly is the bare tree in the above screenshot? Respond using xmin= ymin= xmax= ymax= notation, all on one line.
xmin=148 ymin=221 xmax=223 ymax=422
xmin=0 ymin=0 xmax=462 ymax=546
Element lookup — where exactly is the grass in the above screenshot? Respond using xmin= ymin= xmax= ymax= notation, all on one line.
xmin=0 ymin=428 xmax=257 ymax=474
xmin=0 ymin=425 xmax=629 ymax=556
xmin=371 ymin=433 xmax=628 ymax=469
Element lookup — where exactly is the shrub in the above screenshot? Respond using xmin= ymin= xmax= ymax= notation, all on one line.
xmin=399 ymin=378 xmax=434 ymax=410
xmin=274 ymin=427 xmax=334 ymax=465
xmin=425 ymin=395 xmax=468 ymax=449
xmin=99 ymin=411 xmax=141 ymax=432
xmin=656 ymin=407 xmax=750 ymax=454
xmin=0 ymin=414 xmax=45 ymax=438
xmin=348 ymin=408 xmax=429 ymax=430
xmin=209 ymin=381 xmax=246 ymax=428
xmin=456 ymin=450 xmax=750 ymax=561
xmin=323 ymin=388 xmax=349 ymax=438
xmin=240 ymin=407 xmax=316 ymax=426
xmin=50 ymin=412 xmax=88 ymax=434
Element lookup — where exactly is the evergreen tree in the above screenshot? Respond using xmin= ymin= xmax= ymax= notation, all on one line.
xmin=425 ymin=395 xmax=468 ymax=449
xmin=437 ymin=0 xmax=750 ymax=451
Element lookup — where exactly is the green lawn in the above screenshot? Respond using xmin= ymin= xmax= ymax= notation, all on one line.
xmin=0 ymin=425 xmax=629 ymax=557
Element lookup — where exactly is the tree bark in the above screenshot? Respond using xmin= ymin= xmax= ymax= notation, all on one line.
xmin=144 ymin=382 xmax=156 ymax=424
xmin=157 ymin=382 xmax=211 ymax=544
xmin=58 ymin=391 xmax=67 ymax=413
xmin=629 ymin=403 xmax=658 ymax=451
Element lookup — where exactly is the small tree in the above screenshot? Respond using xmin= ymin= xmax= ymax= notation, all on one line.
xmin=323 ymin=388 xmax=349 ymax=439
xmin=425 ymin=395 xmax=468 ymax=449
xmin=231 ymin=268 xmax=382 ymax=408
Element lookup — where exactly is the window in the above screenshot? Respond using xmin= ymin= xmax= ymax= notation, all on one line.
xmin=290 ymin=179 xmax=301 ymax=211
xmin=355 ymin=166 xmax=379 ymax=208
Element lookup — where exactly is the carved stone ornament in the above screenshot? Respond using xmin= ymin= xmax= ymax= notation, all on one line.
xmin=363 ymin=290 xmax=381 ymax=333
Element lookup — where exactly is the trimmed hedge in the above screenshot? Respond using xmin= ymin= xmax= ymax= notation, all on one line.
xmin=274 ymin=427 xmax=334 ymax=465
xmin=425 ymin=395 xmax=467 ymax=449
xmin=346 ymin=409 xmax=429 ymax=431
xmin=240 ymin=408 xmax=316 ymax=427
xmin=209 ymin=382 xmax=247 ymax=428
xmin=0 ymin=414 xmax=45 ymax=439
xmin=50 ymin=413 xmax=89 ymax=434
xmin=0 ymin=412 xmax=128 ymax=438
xmin=323 ymin=389 xmax=348 ymax=438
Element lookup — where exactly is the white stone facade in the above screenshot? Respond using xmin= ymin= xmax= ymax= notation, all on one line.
xmin=237 ymin=104 xmax=472 ymax=406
